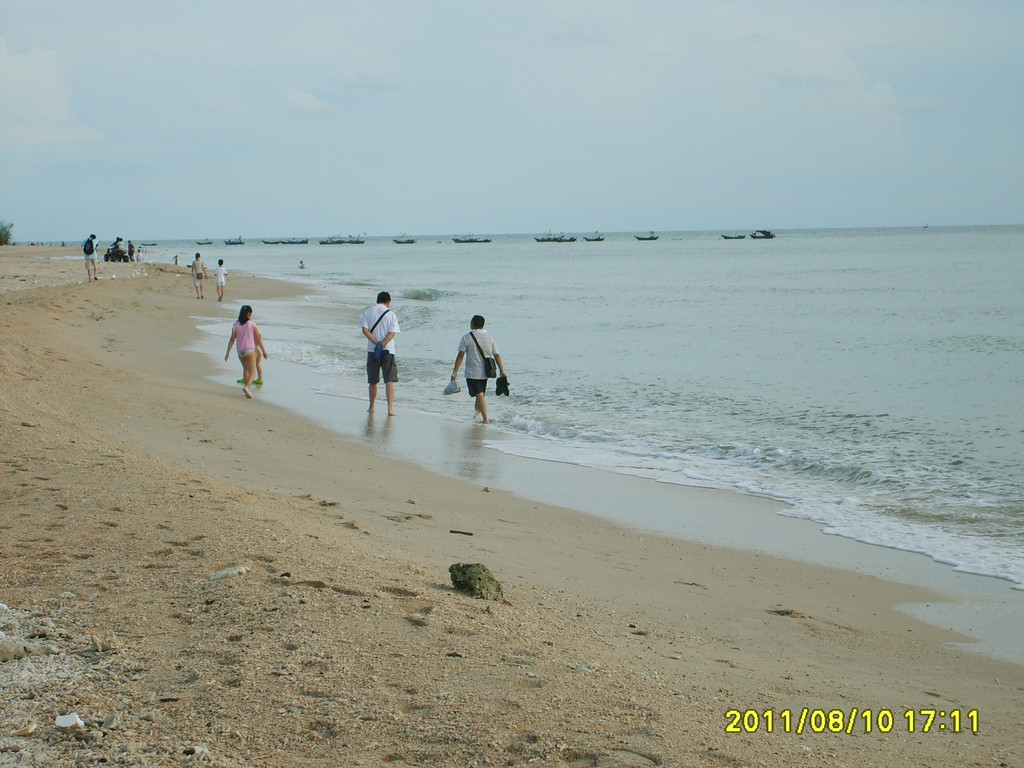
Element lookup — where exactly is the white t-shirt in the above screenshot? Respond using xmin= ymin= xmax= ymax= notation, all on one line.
xmin=459 ymin=330 xmax=498 ymax=379
xmin=360 ymin=304 xmax=400 ymax=352
xmin=215 ymin=266 xmax=227 ymax=286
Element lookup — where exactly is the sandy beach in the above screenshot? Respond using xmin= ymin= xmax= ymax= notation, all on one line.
xmin=1 ymin=245 xmax=1022 ymax=767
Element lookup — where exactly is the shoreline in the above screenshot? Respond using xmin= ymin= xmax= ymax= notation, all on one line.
xmin=187 ymin=273 xmax=1024 ymax=665
xmin=2 ymin=246 xmax=1022 ymax=767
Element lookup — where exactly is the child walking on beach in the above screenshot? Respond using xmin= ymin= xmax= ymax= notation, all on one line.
xmin=238 ymin=350 xmax=265 ymax=387
xmin=215 ymin=259 xmax=227 ymax=302
xmin=225 ymin=305 xmax=268 ymax=399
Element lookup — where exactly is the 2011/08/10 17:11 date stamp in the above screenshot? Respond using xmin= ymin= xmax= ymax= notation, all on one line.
xmin=725 ymin=708 xmax=979 ymax=735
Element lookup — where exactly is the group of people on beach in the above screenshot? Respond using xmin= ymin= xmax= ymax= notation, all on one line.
xmin=190 ymin=252 xmax=227 ymax=301
xmin=81 ymin=234 xmax=142 ymax=280
xmin=222 ymin=287 xmax=508 ymax=422
xmin=80 ymin=234 xmax=505 ymax=416
xmin=359 ymin=291 xmax=508 ymax=421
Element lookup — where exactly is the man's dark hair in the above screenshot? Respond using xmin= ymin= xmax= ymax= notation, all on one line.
xmin=377 ymin=291 xmax=391 ymax=304
xmin=471 ymin=315 xmax=485 ymax=329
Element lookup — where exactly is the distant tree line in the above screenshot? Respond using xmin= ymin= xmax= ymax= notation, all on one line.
xmin=0 ymin=220 xmax=12 ymax=245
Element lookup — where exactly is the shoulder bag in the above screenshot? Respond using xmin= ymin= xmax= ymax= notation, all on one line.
xmin=470 ymin=332 xmax=497 ymax=378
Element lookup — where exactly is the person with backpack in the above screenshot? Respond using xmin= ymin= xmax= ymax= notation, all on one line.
xmin=83 ymin=234 xmax=98 ymax=281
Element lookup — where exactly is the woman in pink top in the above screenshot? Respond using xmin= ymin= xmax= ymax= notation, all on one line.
xmin=224 ymin=305 xmax=268 ymax=398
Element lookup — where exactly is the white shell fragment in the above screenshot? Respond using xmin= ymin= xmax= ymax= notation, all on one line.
xmin=206 ymin=565 xmax=248 ymax=581
xmin=55 ymin=712 xmax=85 ymax=729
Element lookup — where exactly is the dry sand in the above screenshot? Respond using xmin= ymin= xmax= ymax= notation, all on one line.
xmin=1 ymin=245 xmax=1022 ymax=767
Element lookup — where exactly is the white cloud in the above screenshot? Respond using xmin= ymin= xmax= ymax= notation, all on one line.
xmin=282 ymin=85 xmax=331 ymax=115
xmin=0 ymin=38 xmax=101 ymax=150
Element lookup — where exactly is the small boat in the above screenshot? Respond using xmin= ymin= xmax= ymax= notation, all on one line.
xmin=750 ymin=230 xmax=776 ymax=239
xmin=393 ymin=234 xmax=416 ymax=244
xmin=320 ymin=235 xmax=365 ymax=244
xmin=583 ymin=233 xmax=604 ymax=242
xmin=282 ymin=238 xmax=309 ymax=244
xmin=140 ymin=241 xmax=158 ymax=247
xmin=196 ymin=239 xmax=213 ymax=245
xmin=721 ymin=234 xmax=746 ymax=240
xmin=453 ymin=235 xmax=492 ymax=244
xmin=635 ymin=231 xmax=659 ymax=241
xmin=262 ymin=239 xmax=281 ymax=245
xmin=225 ymin=236 xmax=245 ymax=245
xmin=534 ymin=233 xmax=577 ymax=242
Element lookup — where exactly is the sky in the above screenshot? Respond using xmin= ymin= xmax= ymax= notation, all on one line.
xmin=1 ymin=0 xmax=1022 ymax=241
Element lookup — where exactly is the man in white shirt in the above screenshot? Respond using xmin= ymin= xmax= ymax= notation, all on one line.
xmin=360 ymin=291 xmax=400 ymax=416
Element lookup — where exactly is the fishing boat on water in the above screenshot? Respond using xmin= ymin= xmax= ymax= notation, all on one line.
xmin=225 ymin=236 xmax=245 ymax=245
xmin=721 ymin=234 xmax=746 ymax=239
xmin=393 ymin=234 xmax=416 ymax=244
xmin=453 ymin=235 xmax=492 ymax=244
xmin=583 ymin=232 xmax=604 ymax=242
xmin=140 ymin=242 xmax=157 ymax=247
xmin=534 ymin=233 xmax=577 ymax=242
xmin=634 ymin=231 xmax=659 ymax=241
xmin=319 ymin=235 xmax=365 ymax=244
xmin=264 ymin=238 xmax=309 ymax=245
xmin=750 ymin=230 xmax=776 ymax=239
xmin=195 ymin=239 xmax=213 ymax=245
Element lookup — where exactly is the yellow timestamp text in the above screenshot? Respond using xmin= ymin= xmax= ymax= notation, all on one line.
xmin=724 ymin=708 xmax=979 ymax=735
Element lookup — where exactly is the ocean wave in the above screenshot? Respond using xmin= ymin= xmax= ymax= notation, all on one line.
xmin=489 ymin=427 xmax=1024 ymax=589
xmin=399 ymin=288 xmax=452 ymax=301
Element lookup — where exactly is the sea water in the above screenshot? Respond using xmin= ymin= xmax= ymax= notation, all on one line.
xmin=162 ymin=227 xmax=1023 ymax=590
